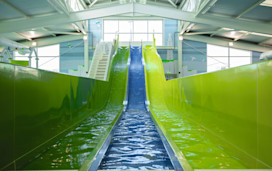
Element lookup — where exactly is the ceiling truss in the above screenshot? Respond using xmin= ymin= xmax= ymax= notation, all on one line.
xmin=0 ymin=0 xmax=270 ymax=51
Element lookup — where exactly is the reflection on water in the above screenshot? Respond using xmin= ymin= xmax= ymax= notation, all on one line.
xmin=22 ymin=108 xmax=121 ymax=169
xmin=22 ymin=47 xmax=129 ymax=170
xmin=99 ymin=46 xmax=174 ymax=170
xmin=99 ymin=109 xmax=174 ymax=170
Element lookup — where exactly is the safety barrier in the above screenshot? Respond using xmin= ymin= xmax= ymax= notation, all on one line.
xmin=143 ymin=39 xmax=272 ymax=170
xmin=0 ymin=42 xmax=129 ymax=170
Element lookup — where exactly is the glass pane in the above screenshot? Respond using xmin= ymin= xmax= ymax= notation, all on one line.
xmin=148 ymin=34 xmax=153 ymax=42
xmin=14 ymin=51 xmax=29 ymax=57
xmin=104 ymin=34 xmax=116 ymax=42
xmin=230 ymin=57 xmax=251 ymax=68
xmin=37 ymin=44 xmax=59 ymax=56
xmin=119 ymin=34 xmax=131 ymax=42
xmin=133 ymin=34 xmax=147 ymax=42
xmin=31 ymin=58 xmax=36 ymax=68
xmin=148 ymin=20 xmax=162 ymax=33
xmin=104 ymin=20 xmax=118 ymax=33
xmin=38 ymin=57 xmax=59 ymax=72
xmin=119 ymin=20 xmax=131 ymax=33
xmin=14 ymin=56 xmax=28 ymax=61
xmin=230 ymin=48 xmax=251 ymax=57
xmin=133 ymin=20 xmax=147 ymax=33
xmin=207 ymin=44 xmax=228 ymax=56
xmin=154 ymin=34 xmax=163 ymax=46
xmin=207 ymin=57 xmax=228 ymax=72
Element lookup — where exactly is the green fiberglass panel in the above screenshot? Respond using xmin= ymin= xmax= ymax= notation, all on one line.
xmin=257 ymin=61 xmax=272 ymax=168
xmin=10 ymin=59 xmax=29 ymax=67
xmin=143 ymin=44 xmax=272 ymax=169
xmin=20 ymin=47 xmax=129 ymax=170
xmin=0 ymin=64 xmax=15 ymax=170
xmin=0 ymin=47 xmax=129 ymax=170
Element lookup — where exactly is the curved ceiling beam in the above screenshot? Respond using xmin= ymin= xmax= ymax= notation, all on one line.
xmin=0 ymin=3 xmax=272 ymax=35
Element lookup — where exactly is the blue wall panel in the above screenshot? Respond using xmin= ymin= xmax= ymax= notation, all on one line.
xmin=157 ymin=49 xmax=178 ymax=60
xmin=164 ymin=19 xmax=178 ymax=46
xmin=60 ymin=19 xmax=103 ymax=73
xmin=60 ymin=39 xmax=84 ymax=73
xmin=252 ymin=51 xmax=262 ymax=63
xmin=89 ymin=19 xmax=103 ymax=47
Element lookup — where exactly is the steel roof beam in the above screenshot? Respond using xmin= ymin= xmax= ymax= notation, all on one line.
xmin=195 ymin=0 xmax=217 ymax=16
xmin=0 ymin=0 xmax=29 ymax=18
xmin=259 ymin=38 xmax=272 ymax=46
xmin=178 ymin=0 xmax=186 ymax=9
xmin=0 ymin=37 xmax=29 ymax=48
xmin=183 ymin=34 xmax=272 ymax=52
xmin=168 ymin=0 xmax=177 ymax=8
xmin=0 ymin=3 xmax=132 ymax=34
xmin=235 ymin=0 xmax=265 ymax=18
xmin=133 ymin=3 xmax=272 ymax=35
xmin=15 ymin=32 xmax=32 ymax=41
xmin=1 ymin=3 xmax=272 ymax=35
xmin=20 ymin=35 xmax=83 ymax=47
xmin=89 ymin=0 xmax=98 ymax=7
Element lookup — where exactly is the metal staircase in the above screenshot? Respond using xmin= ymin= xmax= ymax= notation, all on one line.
xmin=88 ymin=41 xmax=114 ymax=81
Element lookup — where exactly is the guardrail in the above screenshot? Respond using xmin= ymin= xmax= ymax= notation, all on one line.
xmin=88 ymin=41 xmax=114 ymax=80
xmin=141 ymin=41 xmax=150 ymax=112
xmin=123 ymin=43 xmax=131 ymax=112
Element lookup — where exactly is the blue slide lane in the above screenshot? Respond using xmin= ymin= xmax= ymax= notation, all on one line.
xmin=98 ymin=47 xmax=174 ymax=170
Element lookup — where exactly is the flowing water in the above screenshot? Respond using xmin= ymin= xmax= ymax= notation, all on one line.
xmin=98 ymin=47 xmax=174 ymax=170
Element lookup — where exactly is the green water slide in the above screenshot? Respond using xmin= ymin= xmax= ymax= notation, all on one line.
xmin=143 ymin=42 xmax=272 ymax=170
xmin=0 ymin=46 xmax=129 ymax=170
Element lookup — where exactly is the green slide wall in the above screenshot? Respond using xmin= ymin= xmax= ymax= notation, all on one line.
xmin=9 ymin=59 xmax=29 ymax=67
xmin=0 ymin=47 xmax=129 ymax=170
xmin=143 ymin=44 xmax=272 ymax=170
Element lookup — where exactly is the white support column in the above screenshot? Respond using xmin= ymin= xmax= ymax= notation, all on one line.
xmin=33 ymin=48 xmax=38 ymax=68
xmin=178 ymin=21 xmax=183 ymax=78
xmin=1 ymin=49 xmax=8 ymax=62
xmin=228 ymin=46 xmax=230 ymax=68
xmin=84 ymin=22 xmax=89 ymax=74
xmin=0 ymin=49 xmax=7 ymax=62
xmin=28 ymin=48 xmax=33 ymax=67
xmin=83 ymin=21 xmax=89 ymax=75
xmin=84 ymin=38 xmax=89 ymax=74
xmin=7 ymin=49 xmax=12 ymax=61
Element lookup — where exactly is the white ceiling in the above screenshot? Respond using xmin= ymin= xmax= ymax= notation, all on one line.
xmin=0 ymin=0 xmax=271 ymax=52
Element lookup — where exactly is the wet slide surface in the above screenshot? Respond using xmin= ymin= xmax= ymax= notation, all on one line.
xmin=143 ymin=45 xmax=246 ymax=170
xmin=22 ymin=47 xmax=129 ymax=170
xmin=98 ymin=47 xmax=174 ymax=170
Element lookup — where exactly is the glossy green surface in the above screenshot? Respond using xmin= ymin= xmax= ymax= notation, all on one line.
xmin=9 ymin=59 xmax=29 ymax=66
xmin=0 ymin=64 xmax=15 ymax=170
xmin=143 ymin=44 xmax=272 ymax=170
xmin=0 ymin=47 xmax=129 ymax=170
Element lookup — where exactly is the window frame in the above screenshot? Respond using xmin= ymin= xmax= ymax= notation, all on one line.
xmin=207 ymin=44 xmax=252 ymax=72
xmin=103 ymin=19 xmax=164 ymax=46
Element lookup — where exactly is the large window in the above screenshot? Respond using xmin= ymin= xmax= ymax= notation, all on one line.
xmin=207 ymin=44 xmax=251 ymax=72
xmin=14 ymin=44 xmax=60 ymax=72
xmin=103 ymin=20 xmax=163 ymax=46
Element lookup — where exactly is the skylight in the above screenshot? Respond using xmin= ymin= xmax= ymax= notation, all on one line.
xmin=260 ymin=0 xmax=272 ymax=7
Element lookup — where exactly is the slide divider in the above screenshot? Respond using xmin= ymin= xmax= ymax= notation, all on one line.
xmin=142 ymin=39 xmax=190 ymax=171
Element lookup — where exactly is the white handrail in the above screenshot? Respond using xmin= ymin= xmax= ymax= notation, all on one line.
xmin=88 ymin=41 xmax=114 ymax=80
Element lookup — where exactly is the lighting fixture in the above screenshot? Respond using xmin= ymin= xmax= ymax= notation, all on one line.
xmin=29 ymin=31 xmax=35 ymax=36
xmin=83 ymin=35 xmax=88 ymax=40
xmin=230 ymin=31 xmax=235 ymax=36
xmin=32 ymin=42 xmax=37 ymax=46
xmin=260 ymin=0 xmax=272 ymax=7
xmin=229 ymin=42 xmax=233 ymax=46
xmin=179 ymin=35 xmax=184 ymax=41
